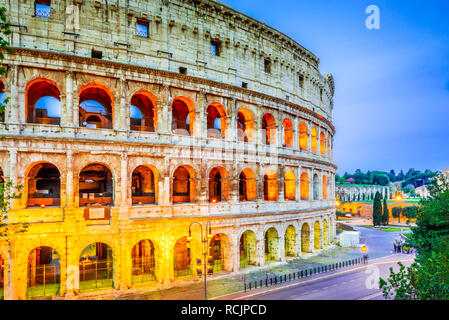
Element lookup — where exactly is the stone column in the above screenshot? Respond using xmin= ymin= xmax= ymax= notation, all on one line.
xmin=120 ymin=152 xmax=129 ymax=208
xmin=62 ymin=71 xmax=73 ymax=127
xmin=65 ymin=150 xmax=74 ymax=208
xmin=279 ymin=234 xmax=286 ymax=262
xmin=295 ymin=167 xmax=301 ymax=203
xmin=293 ymin=118 xmax=299 ymax=150
xmin=8 ymin=148 xmax=18 ymax=209
xmin=256 ymin=164 xmax=264 ymax=205
xmin=7 ymin=65 xmax=18 ymax=124
xmin=278 ymin=165 xmax=285 ymax=202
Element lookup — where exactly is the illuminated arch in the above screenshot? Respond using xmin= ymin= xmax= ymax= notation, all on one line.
xmin=209 ymin=233 xmax=230 ymax=272
xmin=262 ymin=113 xmax=276 ymax=145
xmin=322 ymin=175 xmax=327 ymax=199
xmin=298 ymin=122 xmax=308 ymax=151
xmin=264 ymin=169 xmax=278 ymax=201
xmin=239 ymin=168 xmax=256 ymax=201
xmin=132 ymin=165 xmax=158 ymax=205
xmin=174 ymin=236 xmax=191 ymax=278
xmin=320 ymin=132 xmax=326 ymax=155
xmin=301 ymin=223 xmax=310 ymax=254
xmin=265 ymin=227 xmax=280 ymax=262
xmin=300 ymin=172 xmax=309 ymax=200
xmin=79 ymin=163 xmax=114 ymax=207
xmin=239 ymin=230 xmax=257 ymax=268
xmin=237 ymin=108 xmax=255 ymax=142
xmin=26 ymin=162 xmax=61 ymax=208
xmin=207 ymin=103 xmax=227 ymax=139
xmin=172 ymin=96 xmax=195 ymax=136
xmin=323 ymin=220 xmax=328 ymax=246
xmin=79 ymin=242 xmax=114 ymax=291
xmin=209 ymin=166 xmax=230 ymax=203
xmin=285 ymin=225 xmax=296 ymax=257
xmin=282 ymin=118 xmax=293 ymax=148
xmin=313 ymin=173 xmax=320 ymax=200
xmin=314 ymin=221 xmax=321 ymax=250
xmin=311 ymin=127 xmax=318 ymax=153
xmin=130 ymin=91 xmax=157 ymax=132
xmin=25 ymin=78 xmax=61 ymax=125
xmin=173 ymin=165 xmax=196 ymax=203
xmin=284 ymin=171 xmax=296 ymax=201
xmin=79 ymin=82 xmax=114 ymax=129
xmin=27 ymin=246 xmax=61 ymax=298
xmin=131 ymin=239 xmax=156 ymax=283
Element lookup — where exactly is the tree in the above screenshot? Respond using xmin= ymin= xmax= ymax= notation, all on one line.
xmin=379 ymin=175 xmax=449 ymax=299
xmin=372 ymin=191 xmax=382 ymax=226
xmin=382 ymin=197 xmax=389 ymax=225
xmin=392 ymin=206 xmax=402 ymax=224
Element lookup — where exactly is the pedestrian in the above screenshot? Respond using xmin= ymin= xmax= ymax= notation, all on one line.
xmin=393 ymin=242 xmax=397 ymax=253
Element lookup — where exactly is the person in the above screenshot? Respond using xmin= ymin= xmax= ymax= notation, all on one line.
xmin=393 ymin=242 xmax=397 ymax=253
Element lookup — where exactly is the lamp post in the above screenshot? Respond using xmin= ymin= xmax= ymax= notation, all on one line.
xmin=188 ymin=221 xmax=212 ymax=300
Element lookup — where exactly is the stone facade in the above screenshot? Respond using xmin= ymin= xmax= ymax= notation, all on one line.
xmin=0 ymin=0 xmax=336 ymax=299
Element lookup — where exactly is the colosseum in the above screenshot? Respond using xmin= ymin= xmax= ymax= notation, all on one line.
xmin=0 ymin=0 xmax=336 ymax=299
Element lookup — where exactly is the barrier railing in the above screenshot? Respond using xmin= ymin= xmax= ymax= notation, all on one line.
xmin=243 ymin=257 xmax=366 ymax=292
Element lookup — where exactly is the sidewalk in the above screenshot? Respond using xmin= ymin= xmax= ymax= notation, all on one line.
xmin=112 ymin=246 xmax=365 ymax=300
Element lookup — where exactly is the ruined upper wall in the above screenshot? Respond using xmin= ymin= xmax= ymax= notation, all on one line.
xmin=1 ymin=0 xmax=334 ymax=119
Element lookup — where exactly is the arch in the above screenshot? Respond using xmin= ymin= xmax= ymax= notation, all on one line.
xmin=322 ymin=175 xmax=328 ymax=199
xmin=79 ymin=83 xmax=114 ymax=129
xmin=173 ymin=165 xmax=195 ymax=203
xmin=207 ymin=103 xmax=227 ymax=139
xmin=237 ymin=108 xmax=255 ymax=142
xmin=0 ymin=79 xmax=5 ymax=123
xmin=239 ymin=230 xmax=257 ymax=268
xmin=264 ymin=169 xmax=278 ymax=201
xmin=282 ymin=118 xmax=293 ymax=148
xmin=239 ymin=168 xmax=256 ymax=201
xmin=285 ymin=225 xmax=296 ymax=258
xmin=209 ymin=167 xmax=230 ymax=203
xmin=26 ymin=162 xmax=61 ymax=208
xmin=79 ymin=163 xmax=114 ymax=207
xmin=132 ymin=165 xmax=157 ymax=205
xmin=300 ymin=172 xmax=309 ymax=200
xmin=261 ymin=113 xmax=276 ymax=145
xmin=172 ymin=96 xmax=195 ymax=136
xmin=298 ymin=122 xmax=308 ymax=151
xmin=130 ymin=91 xmax=157 ymax=132
xmin=79 ymin=242 xmax=114 ymax=291
xmin=323 ymin=219 xmax=328 ymax=246
xmin=209 ymin=233 xmax=230 ymax=272
xmin=313 ymin=173 xmax=320 ymax=200
xmin=284 ymin=171 xmax=296 ymax=201
xmin=314 ymin=221 xmax=321 ymax=250
xmin=265 ymin=227 xmax=279 ymax=262
xmin=174 ymin=236 xmax=191 ymax=278
xmin=27 ymin=246 xmax=60 ymax=299
xmin=25 ymin=78 xmax=61 ymax=125
xmin=311 ymin=127 xmax=318 ymax=153
xmin=131 ymin=239 xmax=156 ymax=284
xmin=301 ymin=223 xmax=310 ymax=254
xmin=320 ymin=132 xmax=326 ymax=155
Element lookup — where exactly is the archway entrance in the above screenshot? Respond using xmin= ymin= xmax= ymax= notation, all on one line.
xmin=239 ymin=168 xmax=256 ymax=201
xmin=132 ymin=166 xmax=156 ymax=205
xmin=237 ymin=108 xmax=255 ymax=142
xmin=27 ymin=163 xmax=61 ymax=208
xmin=300 ymin=172 xmax=309 ymax=200
xmin=262 ymin=113 xmax=276 ymax=145
xmin=27 ymin=246 xmax=60 ymax=299
xmin=209 ymin=167 xmax=229 ymax=203
xmin=323 ymin=220 xmax=328 ymax=246
xmin=206 ymin=103 xmax=226 ymax=139
xmin=174 ymin=237 xmax=191 ymax=278
xmin=172 ymin=97 xmax=194 ymax=136
xmin=79 ymin=243 xmax=113 ymax=291
xmin=209 ymin=234 xmax=229 ymax=272
xmin=285 ymin=225 xmax=296 ymax=258
xmin=131 ymin=240 xmax=156 ymax=284
xmin=130 ymin=92 xmax=156 ymax=132
xmin=301 ymin=224 xmax=310 ymax=254
xmin=173 ymin=166 xmax=195 ymax=203
xmin=265 ymin=228 xmax=279 ymax=262
xmin=263 ymin=170 xmax=278 ymax=201
xmin=239 ymin=230 xmax=257 ymax=269
xmin=314 ymin=221 xmax=321 ymax=250
xmin=79 ymin=164 xmax=113 ymax=207
xmin=284 ymin=171 xmax=296 ymax=201
xmin=79 ymin=85 xmax=113 ymax=129
xmin=26 ymin=78 xmax=61 ymax=125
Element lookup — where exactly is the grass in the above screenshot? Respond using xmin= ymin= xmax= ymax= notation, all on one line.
xmin=356 ymin=225 xmax=410 ymax=232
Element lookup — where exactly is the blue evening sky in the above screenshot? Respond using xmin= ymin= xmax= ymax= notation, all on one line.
xmin=219 ymin=0 xmax=449 ymax=174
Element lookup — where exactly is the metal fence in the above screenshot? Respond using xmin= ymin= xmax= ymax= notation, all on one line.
xmin=243 ymin=257 xmax=366 ymax=292
xmin=27 ymin=264 xmax=60 ymax=299
xmin=131 ymin=257 xmax=156 ymax=284
xmin=79 ymin=259 xmax=113 ymax=291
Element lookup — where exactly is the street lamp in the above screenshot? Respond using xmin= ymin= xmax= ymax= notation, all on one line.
xmin=188 ymin=221 xmax=213 ymax=300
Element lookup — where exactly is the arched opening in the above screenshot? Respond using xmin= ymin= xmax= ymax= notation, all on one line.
xmin=264 ymin=169 xmax=278 ymax=201
xmin=0 ymin=80 xmax=5 ymax=123
xmin=322 ymin=175 xmax=327 ymax=199
xmin=313 ymin=174 xmax=320 ymax=200
xmin=207 ymin=103 xmax=226 ymax=139
xmin=239 ymin=230 xmax=257 ymax=268
xmin=79 ymin=84 xmax=113 ymax=129
xmin=299 ymin=122 xmax=308 ymax=151
xmin=282 ymin=118 xmax=293 ymax=148
xmin=27 ymin=163 xmax=61 ymax=208
xmin=300 ymin=172 xmax=309 ymax=200
xmin=284 ymin=171 xmax=296 ymax=201
xmin=311 ymin=127 xmax=318 ymax=153
xmin=172 ymin=97 xmax=195 ymax=136
xmin=314 ymin=221 xmax=321 ymax=250
xmin=264 ymin=227 xmax=279 ymax=262
xmin=209 ymin=234 xmax=229 ymax=272
xmin=301 ymin=223 xmax=310 ymax=254
xmin=209 ymin=167 xmax=229 ymax=203
xmin=132 ymin=166 xmax=157 ymax=205
xmin=327 ymin=136 xmax=331 ymax=156
xmin=26 ymin=78 xmax=61 ymax=125
xmin=285 ymin=225 xmax=296 ymax=258
xmin=79 ymin=163 xmax=113 ymax=207
xmin=131 ymin=240 xmax=156 ymax=284
xmin=239 ymin=168 xmax=256 ymax=202
xmin=79 ymin=242 xmax=113 ymax=291
xmin=130 ymin=92 xmax=156 ymax=132
xmin=174 ymin=236 xmax=191 ymax=278
xmin=237 ymin=108 xmax=255 ymax=142
xmin=323 ymin=220 xmax=328 ymax=246
xmin=320 ymin=132 xmax=326 ymax=155
xmin=261 ymin=113 xmax=276 ymax=145
xmin=27 ymin=246 xmax=60 ymax=299
xmin=172 ymin=166 xmax=195 ymax=203
xmin=0 ymin=255 xmax=3 ymax=300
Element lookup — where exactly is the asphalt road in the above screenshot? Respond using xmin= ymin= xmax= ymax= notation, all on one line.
xmin=353 ymin=226 xmax=408 ymax=259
